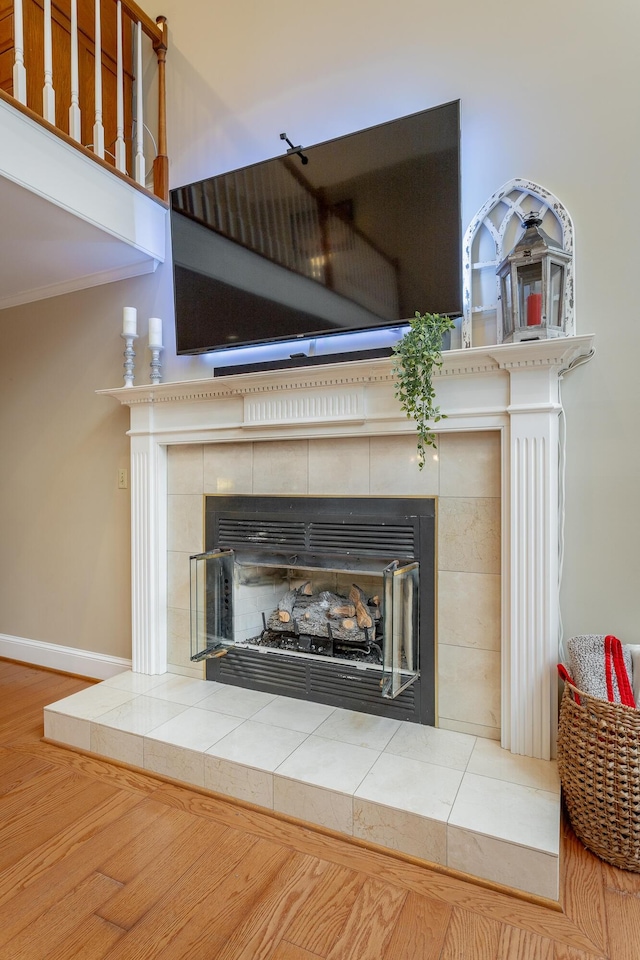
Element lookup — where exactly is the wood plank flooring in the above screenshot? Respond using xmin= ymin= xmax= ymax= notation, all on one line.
xmin=0 ymin=658 xmax=637 ymax=959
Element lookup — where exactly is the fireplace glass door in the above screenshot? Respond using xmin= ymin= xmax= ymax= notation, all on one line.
xmin=189 ymin=549 xmax=419 ymax=700
xmin=190 ymin=547 xmax=234 ymax=658
xmin=383 ymin=560 xmax=419 ymax=699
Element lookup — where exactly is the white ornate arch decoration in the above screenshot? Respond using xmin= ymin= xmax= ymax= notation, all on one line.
xmin=461 ymin=178 xmax=575 ymax=348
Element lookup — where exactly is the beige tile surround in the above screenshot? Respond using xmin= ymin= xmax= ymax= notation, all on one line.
xmin=167 ymin=431 xmax=502 ymax=740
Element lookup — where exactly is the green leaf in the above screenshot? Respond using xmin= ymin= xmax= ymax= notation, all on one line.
xmin=392 ymin=312 xmax=456 ymax=470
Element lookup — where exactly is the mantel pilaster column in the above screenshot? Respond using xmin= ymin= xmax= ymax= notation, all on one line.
xmin=129 ymin=408 xmax=167 ymax=674
xmin=502 ymin=361 xmax=562 ymax=759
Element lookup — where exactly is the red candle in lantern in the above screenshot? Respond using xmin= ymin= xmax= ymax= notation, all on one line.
xmin=526 ymin=292 xmax=542 ymax=326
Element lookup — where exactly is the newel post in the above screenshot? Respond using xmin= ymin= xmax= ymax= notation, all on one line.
xmin=153 ymin=15 xmax=169 ymax=202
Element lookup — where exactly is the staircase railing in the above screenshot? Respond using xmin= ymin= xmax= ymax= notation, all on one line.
xmin=1 ymin=0 xmax=168 ymax=201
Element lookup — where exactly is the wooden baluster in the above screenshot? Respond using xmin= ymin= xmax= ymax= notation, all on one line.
xmin=152 ymin=16 xmax=169 ymax=201
xmin=93 ymin=0 xmax=105 ymax=157
xmin=134 ymin=19 xmax=145 ymax=186
xmin=43 ymin=0 xmax=55 ymax=122
xmin=12 ymin=0 xmax=27 ymax=104
xmin=69 ymin=0 xmax=81 ymax=141
xmin=114 ymin=0 xmax=126 ymax=172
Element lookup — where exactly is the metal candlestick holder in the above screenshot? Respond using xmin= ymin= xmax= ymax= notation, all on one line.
xmin=121 ymin=331 xmax=138 ymax=387
xmin=149 ymin=344 xmax=164 ymax=384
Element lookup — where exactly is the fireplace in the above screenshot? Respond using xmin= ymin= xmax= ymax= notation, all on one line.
xmin=100 ymin=334 xmax=595 ymax=760
xmin=192 ymin=496 xmax=435 ymax=723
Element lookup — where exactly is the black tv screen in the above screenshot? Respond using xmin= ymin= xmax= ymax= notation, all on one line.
xmin=171 ymin=100 xmax=461 ymax=358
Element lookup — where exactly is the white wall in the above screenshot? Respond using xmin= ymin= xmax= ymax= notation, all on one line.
xmin=1 ymin=0 xmax=638 ymax=664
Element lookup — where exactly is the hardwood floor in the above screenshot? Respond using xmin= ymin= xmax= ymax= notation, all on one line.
xmin=0 ymin=659 xmax=638 ymax=959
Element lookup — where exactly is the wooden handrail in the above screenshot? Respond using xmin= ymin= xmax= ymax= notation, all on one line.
xmin=120 ymin=0 xmax=164 ymax=42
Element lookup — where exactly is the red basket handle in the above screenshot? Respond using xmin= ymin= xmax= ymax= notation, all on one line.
xmin=557 ymin=663 xmax=581 ymax=704
xmin=605 ymin=634 xmax=635 ymax=707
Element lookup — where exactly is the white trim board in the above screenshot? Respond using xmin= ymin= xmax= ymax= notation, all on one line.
xmin=0 ymin=633 xmax=132 ymax=680
xmin=0 ymin=97 xmax=166 ymax=261
xmin=0 ymin=256 xmax=159 ymax=311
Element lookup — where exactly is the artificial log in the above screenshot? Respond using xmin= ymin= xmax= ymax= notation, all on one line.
xmin=331 ymin=622 xmax=369 ymax=644
xmin=277 ymin=590 xmax=296 ymax=623
xmin=329 ymin=602 xmax=356 ymax=618
xmin=271 ymin=590 xmax=340 ymax=634
xmin=349 ymin=584 xmax=373 ymax=629
xmin=267 ymin=588 xmax=375 ymax=645
xmin=277 ymin=581 xmax=312 ymax=622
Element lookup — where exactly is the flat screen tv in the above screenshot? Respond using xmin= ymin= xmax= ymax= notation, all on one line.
xmin=170 ymin=100 xmax=462 ymax=366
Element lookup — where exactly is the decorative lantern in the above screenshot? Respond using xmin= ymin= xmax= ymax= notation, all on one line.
xmin=497 ymin=211 xmax=572 ymax=342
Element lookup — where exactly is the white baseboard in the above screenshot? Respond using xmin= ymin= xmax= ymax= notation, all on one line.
xmin=0 ymin=633 xmax=132 ymax=680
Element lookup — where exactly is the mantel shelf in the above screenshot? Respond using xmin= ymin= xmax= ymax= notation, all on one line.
xmin=99 ymin=335 xmax=595 ymax=408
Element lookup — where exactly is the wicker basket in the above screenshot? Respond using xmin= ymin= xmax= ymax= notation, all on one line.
xmin=558 ymin=680 xmax=640 ymax=871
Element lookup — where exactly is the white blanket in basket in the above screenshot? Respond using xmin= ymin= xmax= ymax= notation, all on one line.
xmin=566 ymin=634 xmax=634 ymax=705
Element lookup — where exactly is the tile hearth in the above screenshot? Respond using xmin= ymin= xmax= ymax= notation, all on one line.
xmin=44 ymin=670 xmax=561 ymax=901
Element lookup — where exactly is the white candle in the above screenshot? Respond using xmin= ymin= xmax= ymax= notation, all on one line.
xmin=149 ymin=317 xmax=163 ymax=348
xmin=122 ymin=306 xmax=137 ymax=337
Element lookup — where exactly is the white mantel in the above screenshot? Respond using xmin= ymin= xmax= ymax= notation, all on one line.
xmin=101 ymin=334 xmax=594 ymax=761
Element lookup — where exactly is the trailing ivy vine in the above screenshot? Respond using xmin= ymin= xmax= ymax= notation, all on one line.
xmin=392 ymin=311 xmax=455 ymax=470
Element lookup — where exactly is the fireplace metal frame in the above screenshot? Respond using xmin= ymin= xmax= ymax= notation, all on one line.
xmin=202 ymin=495 xmax=436 ymax=725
